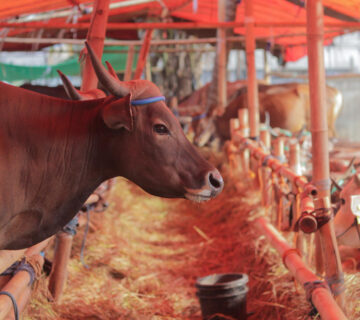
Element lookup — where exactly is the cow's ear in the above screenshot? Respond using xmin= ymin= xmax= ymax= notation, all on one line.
xmin=102 ymin=94 xmax=133 ymax=131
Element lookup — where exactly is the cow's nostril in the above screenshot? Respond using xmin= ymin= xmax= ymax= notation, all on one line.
xmin=209 ymin=173 xmax=221 ymax=189
xmin=208 ymin=171 xmax=224 ymax=191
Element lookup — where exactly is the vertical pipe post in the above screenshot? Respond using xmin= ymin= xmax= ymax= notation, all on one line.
xmin=216 ymin=0 xmax=227 ymax=116
xmin=134 ymin=29 xmax=153 ymax=80
xmin=263 ymin=49 xmax=271 ymax=84
xmin=48 ymin=232 xmax=74 ymax=302
xmin=124 ymin=44 xmax=135 ymax=81
xmin=238 ymin=109 xmax=250 ymax=173
xmin=81 ymin=0 xmax=110 ymax=91
xmin=289 ymin=142 xmax=301 ymax=175
xmin=272 ymin=137 xmax=287 ymax=229
xmin=259 ymin=130 xmax=272 ymax=208
xmin=229 ymin=119 xmax=241 ymax=174
xmin=306 ymin=0 xmax=345 ymax=308
xmin=244 ymin=0 xmax=260 ymax=139
xmin=0 ymin=254 xmax=44 ymax=319
xmin=289 ymin=141 xmax=303 ymax=251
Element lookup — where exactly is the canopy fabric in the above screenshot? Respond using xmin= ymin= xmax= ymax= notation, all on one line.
xmin=0 ymin=46 xmax=138 ymax=82
xmin=0 ymin=0 xmax=359 ymax=62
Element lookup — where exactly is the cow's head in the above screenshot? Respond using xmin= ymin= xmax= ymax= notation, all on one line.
xmin=334 ymin=171 xmax=360 ymax=247
xmin=83 ymin=42 xmax=223 ymax=201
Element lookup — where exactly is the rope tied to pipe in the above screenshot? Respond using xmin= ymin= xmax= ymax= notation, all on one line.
xmin=0 ymin=257 xmax=39 ymax=286
xmin=80 ymin=205 xmax=91 ymax=269
xmin=325 ymin=273 xmax=345 ymax=296
xmin=0 ymin=255 xmax=43 ymax=320
xmin=62 ymin=215 xmax=79 ymax=236
xmin=304 ymin=280 xmax=330 ymax=303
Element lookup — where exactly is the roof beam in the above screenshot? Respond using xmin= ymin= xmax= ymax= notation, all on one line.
xmin=1 ymin=21 xmax=360 ymax=30
xmin=285 ymin=0 xmax=360 ymax=22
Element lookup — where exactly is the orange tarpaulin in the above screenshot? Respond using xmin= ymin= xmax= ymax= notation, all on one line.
xmin=0 ymin=0 xmax=359 ymax=62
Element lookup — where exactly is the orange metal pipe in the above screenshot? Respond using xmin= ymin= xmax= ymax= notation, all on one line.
xmin=133 ymin=29 xmax=153 ymax=80
xmin=236 ymin=134 xmax=313 ymax=191
xmin=215 ymin=0 xmax=227 ymax=116
xmin=124 ymin=45 xmax=135 ymax=81
xmin=255 ymin=217 xmax=348 ymax=320
xmin=306 ymin=0 xmax=344 ymax=307
xmin=259 ymin=130 xmax=272 ymax=207
xmin=0 ymin=254 xmax=44 ymax=319
xmin=244 ymin=0 xmax=259 ymax=138
xmin=272 ymin=137 xmax=286 ymax=163
xmin=48 ymin=232 xmax=74 ymax=302
xmin=289 ymin=141 xmax=302 ymax=175
xmin=5 ymin=286 xmax=32 ymax=320
xmin=259 ymin=130 xmax=271 ymax=153
xmin=235 ymin=109 xmax=250 ymax=172
xmin=81 ymin=0 xmax=110 ymax=91
xmin=0 ymin=21 xmax=359 ymax=30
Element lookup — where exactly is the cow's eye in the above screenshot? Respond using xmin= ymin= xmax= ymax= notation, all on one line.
xmin=153 ymin=124 xmax=169 ymax=135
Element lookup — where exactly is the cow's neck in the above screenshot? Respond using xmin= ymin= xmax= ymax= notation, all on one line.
xmin=0 ymin=83 xmax=108 ymax=249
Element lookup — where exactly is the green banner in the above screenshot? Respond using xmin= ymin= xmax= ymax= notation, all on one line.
xmin=0 ymin=46 xmax=137 ymax=83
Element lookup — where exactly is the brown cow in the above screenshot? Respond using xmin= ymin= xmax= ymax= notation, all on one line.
xmin=194 ymin=82 xmax=343 ymax=146
xmin=0 ymin=42 xmax=223 ymax=250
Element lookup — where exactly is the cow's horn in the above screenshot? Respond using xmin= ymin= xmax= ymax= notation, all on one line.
xmin=85 ymin=42 xmax=130 ymax=97
xmin=57 ymin=70 xmax=82 ymax=100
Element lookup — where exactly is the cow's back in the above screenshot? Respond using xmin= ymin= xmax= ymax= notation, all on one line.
xmin=0 ymin=82 xmax=105 ymax=249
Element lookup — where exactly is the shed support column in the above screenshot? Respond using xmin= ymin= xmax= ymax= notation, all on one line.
xmin=81 ymin=0 xmax=110 ymax=91
xmin=306 ymin=0 xmax=345 ymax=309
xmin=134 ymin=29 xmax=153 ymax=80
xmin=244 ymin=0 xmax=260 ymax=139
xmin=216 ymin=0 xmax=227 ymax=116
xmin=124 ymin=45 xmax=135 ymax=81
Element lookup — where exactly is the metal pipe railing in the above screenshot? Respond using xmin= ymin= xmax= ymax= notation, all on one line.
xmin=255 ymin=217 xmax=347 ymax=320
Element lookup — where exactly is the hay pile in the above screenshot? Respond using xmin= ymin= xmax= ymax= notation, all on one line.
xmin=24 ymin=164 xmax=360 ymax=319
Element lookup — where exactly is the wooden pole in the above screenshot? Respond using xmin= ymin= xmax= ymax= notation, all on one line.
xmin=306 ymin=0 xmax=345 ymax=307
xmin=0 ymin=254 xmax=44 ymax=319
xmin=216 ymin=0 xmax=227 ymax=116
xmin=244 ymin=0 xmax=260 ymax=139
xmin=289 ymin=142 xmax=302 ymax=175
xmin=48 ymin=232 xmax=74 ymax=302
xmin=234 ymin=134 xmax=313 ymax=191
xmin=124 ymin=45 xmax=135 ymax=81
xmin=81 ymin=0 xmax=110 ymax=91
xmin=2 ymin=21 xmax=360 ymax=30
xmin=133 ymin=29 xmax=153 ymax=80
xmin=259 ymin=130 xmax=272 ymax=208
xmin=237 ymin=109 xmax=250 ymax=173
xmin=263 ymin=49 xmax=271 ymax=84
xmin=255 ymin=217 xmax=348 ymax=320
xmin=5 ymin=286 xmax=32 ymax=320
xmin=272 ymin=137 xmax=286 ymax=228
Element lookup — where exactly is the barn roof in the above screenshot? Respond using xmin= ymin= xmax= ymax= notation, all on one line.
xmin=0 ymin=0 xmax=359 ymax=61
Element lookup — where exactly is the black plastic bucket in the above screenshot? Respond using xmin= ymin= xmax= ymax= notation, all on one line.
xmin=195 ymin=273 xmax=249 ymax=320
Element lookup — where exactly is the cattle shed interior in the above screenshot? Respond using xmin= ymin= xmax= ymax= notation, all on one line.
xmin=1 ymin=0 xmax=360 ymax=319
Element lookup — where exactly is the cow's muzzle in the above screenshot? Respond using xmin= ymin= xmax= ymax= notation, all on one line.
xmin=185 ymin=168 xmax=224 ymax=202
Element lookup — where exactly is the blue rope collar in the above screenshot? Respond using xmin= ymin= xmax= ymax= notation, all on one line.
xmin=131 ymin=96 xmax=165 ymax=106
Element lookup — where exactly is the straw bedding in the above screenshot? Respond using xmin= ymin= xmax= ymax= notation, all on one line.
xmin=24 ymin=159 xmax=360 ymax=319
